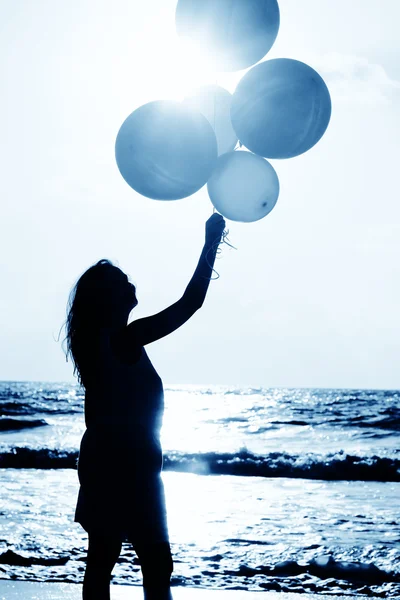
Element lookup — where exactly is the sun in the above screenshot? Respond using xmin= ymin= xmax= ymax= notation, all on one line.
xmin=153 ymin=35 xmax=220 ymax=101
xmin=114 ymin=19 xmax=241 ymax=115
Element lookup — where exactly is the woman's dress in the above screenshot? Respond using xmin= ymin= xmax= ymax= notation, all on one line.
xmin=74 ymin=331 xmax=169 ymax=544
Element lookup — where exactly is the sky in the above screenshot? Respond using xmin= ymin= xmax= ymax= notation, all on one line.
xmin=1 ymin=0 xmax=399 ymax=389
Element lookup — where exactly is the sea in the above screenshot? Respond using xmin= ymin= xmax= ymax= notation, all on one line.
xmin=0 ymin=381 xmax=399 ymax=596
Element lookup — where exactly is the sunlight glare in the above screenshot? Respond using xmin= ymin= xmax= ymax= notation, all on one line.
xmin=154 ymin=36 xmax=220 ymax=101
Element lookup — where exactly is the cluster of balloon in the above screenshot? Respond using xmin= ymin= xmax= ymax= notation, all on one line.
xmin=184 ymin=85 xmax=237 ymax=156
xmin=175 ymin=0 xmax=332 ymax=223
xmin=115 ymin=100 xmax=218 ymax=200
xmin=208 ymin=151 xmax=279 ymax=223
xmin=175 ymin=0 xmax=280 ymax=72
xmin=231 ymin=58 xmax=332 ymax=159
xmin=115 ymin=0 xmax=331 ymax=224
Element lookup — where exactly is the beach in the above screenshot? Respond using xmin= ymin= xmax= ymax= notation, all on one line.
xmin=0 ymin=580 xmax=372 ymax=600
xmin=0 ymin=382 xmax=399 ymax=597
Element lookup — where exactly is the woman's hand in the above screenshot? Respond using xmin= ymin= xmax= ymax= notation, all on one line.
xmin=205 ymin=213 xmax=226 ymax=246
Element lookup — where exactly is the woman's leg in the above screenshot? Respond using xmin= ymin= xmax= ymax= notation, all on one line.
xmin=82 ymin=531 xmax=122 ymax=600
xmin=134 ymin=541 xmax=174 ymax=600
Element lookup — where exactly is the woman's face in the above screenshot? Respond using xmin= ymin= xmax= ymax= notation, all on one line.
xmin=111 ymin=269 xmax=138 ymax=311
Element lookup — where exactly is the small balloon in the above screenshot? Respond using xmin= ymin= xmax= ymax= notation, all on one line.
xmin=175 ymin=0 xmax=280 ymax=72
xmin=207 ymin=151 xmax=279 ymax=222
xmin=231 ymin=58 xmax=332 ymax=159
xmin=184 ymin=85 xmax=237 ymax=156
xmin=115 ymin=100 xmax=218 ymax=200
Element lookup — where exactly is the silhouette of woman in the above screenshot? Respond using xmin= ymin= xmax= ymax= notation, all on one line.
xmin=65 ymin=213 xmax=225 ymax=600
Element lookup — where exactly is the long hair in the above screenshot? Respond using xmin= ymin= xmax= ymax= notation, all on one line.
xmin=64 ymin=259 xmax=122 ymax=385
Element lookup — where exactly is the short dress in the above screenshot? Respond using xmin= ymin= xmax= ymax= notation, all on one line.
xmin=74 ymin=330 xmax=169 ymax=544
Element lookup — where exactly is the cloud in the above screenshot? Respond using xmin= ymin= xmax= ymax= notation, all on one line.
xmin=308 ymin=53 xmax=400 ymax=106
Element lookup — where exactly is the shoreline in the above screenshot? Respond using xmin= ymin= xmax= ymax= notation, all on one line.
xmin=0 ymin=580 xmax=372 ymax=600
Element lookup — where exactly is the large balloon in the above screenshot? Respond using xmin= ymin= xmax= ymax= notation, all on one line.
xmin=207 ymin=151 xmax=279 ymax=222
xmin=231 ymin=58 xmax=332 ymax=159
xmin=115 ymin=100 xmax=218 ymax=200
xmin=175 ymin=0 xmax=280 ymax=72
xmin=184 ymin=85 xmax=237 ymax=156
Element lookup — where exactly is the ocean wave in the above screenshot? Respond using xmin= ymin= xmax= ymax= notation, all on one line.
xmin=164 ymin=450 xmax=400 ymax=481
xmin=0 ymin=448 xmax=79 ymax=469
xmin=327 ymin=407 xmax=400 ymax=432
xmin=222 ymin=555 xmax=399 ymax=585
xmin=0 ymin=550 xmax=398 ymax=595
xmin=269 ymin=419 xmax=309 ymax=426
xmin=1 ymin=384 xmax=400 ymax=439
xmin=0 ymin=549 xmax=69 ymax=567
xmin=0 ymin=399 xmax=82 ymax=416
xmin=0 ymin=382 xmax=83 ymax=416
xmin=223 ymin=387 xmax=264 ymax=396
xmin=1 ymin=447 xmax=399 ymax=481
xmin=0 ymin=418 xmax=48 ymax=432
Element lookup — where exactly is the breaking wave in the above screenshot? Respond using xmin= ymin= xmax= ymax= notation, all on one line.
xmin=1 ymin=447 xmax=399 ymax=482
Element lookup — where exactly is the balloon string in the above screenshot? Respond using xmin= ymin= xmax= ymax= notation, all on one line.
xmin=210 ymin=77 xmax=218 ymax=212
xmin=213 ymin=80 xmax=216 ymax=132
xmin=205 ymin=229 xmax=237 ymax=280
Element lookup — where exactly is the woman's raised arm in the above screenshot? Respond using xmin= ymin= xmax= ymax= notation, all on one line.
xmin=122 ymin=214 xmax=225 ymax=350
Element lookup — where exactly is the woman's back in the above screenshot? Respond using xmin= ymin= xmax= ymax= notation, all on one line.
xmin=82 ymin=329 xmax=164 ymax=437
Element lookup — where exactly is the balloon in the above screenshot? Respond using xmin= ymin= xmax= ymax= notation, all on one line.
xmin=231 ymin=58 xmax=332 ymax=159
xmin=184 ymin=85 xmax=237 ymax=156
xmin=115 ymin=100 xmax=218 ymax=200
xmin=175 ymin=0 xmax=280 ymax=72
xmin=207 ymin=151 xmax=279 ymax=222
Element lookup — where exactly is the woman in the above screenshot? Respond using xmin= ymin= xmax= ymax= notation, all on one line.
xmin=65 ymin=213 xmax=225 ymax=600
